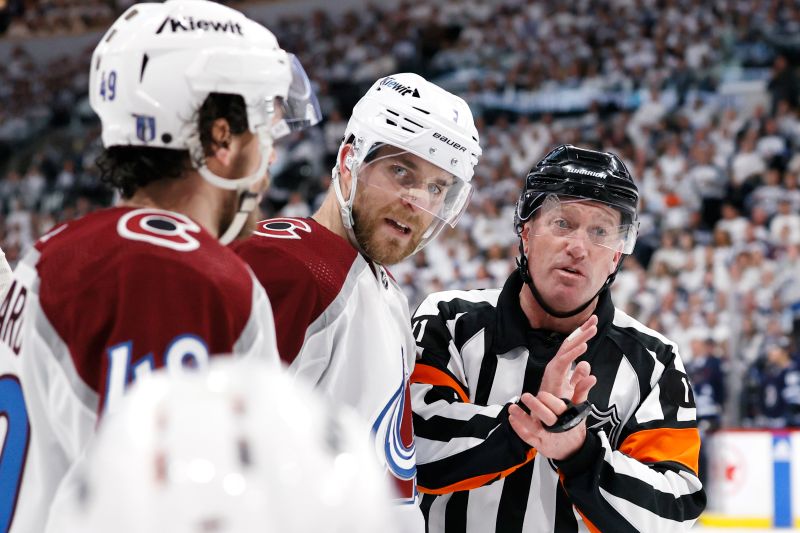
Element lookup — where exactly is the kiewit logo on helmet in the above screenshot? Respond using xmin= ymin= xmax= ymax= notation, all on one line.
xmin=379 ymin=77 xmax=421 ymax=98
xmin=433 ymin=132 xmax=467 ymax=153
xmin=156 ymin=16 xmax=244 ymax=35
xmin=570 ymin=168 xmax=606 ymax=179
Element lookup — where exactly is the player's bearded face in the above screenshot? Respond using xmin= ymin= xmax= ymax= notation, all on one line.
xmin=350 ymin=160 xmax=439 ymax=264
xmin=351 ymin=189 xmax=429 ymax=265
xmin=346 ymin=146 xmax=452 ymax=265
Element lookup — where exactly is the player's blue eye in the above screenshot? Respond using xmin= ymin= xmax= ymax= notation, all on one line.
xmin=427 ymin=183 xmax=443 ymax=196
xmin=391 ymin=165 xmax=409 ymax=178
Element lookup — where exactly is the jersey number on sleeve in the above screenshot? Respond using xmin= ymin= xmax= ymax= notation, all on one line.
xmin=104 ymin=334 xmax=210 ymax=414
xmin=0 ymin=376 xmax=30 ymax=533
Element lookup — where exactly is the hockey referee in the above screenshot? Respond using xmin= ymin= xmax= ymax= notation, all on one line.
xmin=409 ymin=145 xmax=706 ymax=532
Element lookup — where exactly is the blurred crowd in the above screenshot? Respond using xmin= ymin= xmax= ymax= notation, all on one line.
xmin=1 ymin=0 xmax=800 ymax=428
xmin=1 ymin=0 xmax=118 ymax=37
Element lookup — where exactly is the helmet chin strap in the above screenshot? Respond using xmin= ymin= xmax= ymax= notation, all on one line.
xmin=216 ymin=188 xmax=260 ymax=245
xmin=190 ymin=130 xmax=273 ymax=245
xmin=516 ymin=239 xmax=624 ymax=319
xmin=331 ymin=159 xmax=371 ymax=258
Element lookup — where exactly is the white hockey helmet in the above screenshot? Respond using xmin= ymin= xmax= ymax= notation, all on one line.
xmin=89 ymin=0 xmax=321 ymax=243
xmin=334 ymin=73 xmax=481 ymax=255
xmin=59 ymin=359 xmax=398 ymax=533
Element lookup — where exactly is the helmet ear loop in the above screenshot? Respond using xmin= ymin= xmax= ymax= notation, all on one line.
xmin=330 ymin=145 xmax=373 ymax=259
xmin=514 ymin=212 xmax=532 ymax=283
xmin=331 ymin=144 xmax=358 ymax=230
xmin=516 ymin=238 xmax=533 ymax=285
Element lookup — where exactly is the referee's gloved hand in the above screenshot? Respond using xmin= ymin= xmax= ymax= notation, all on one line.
xmin=508 ymin=388 xmax=596 ymax=461
xmin=538 ymin=314 xmax=598 ymax=402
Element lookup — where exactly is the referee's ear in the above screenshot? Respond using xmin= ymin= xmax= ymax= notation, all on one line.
xmin=606 ymin=249 xmax=623 ymax=275
xmin=520 ymin=222 xmax=531 ymax=256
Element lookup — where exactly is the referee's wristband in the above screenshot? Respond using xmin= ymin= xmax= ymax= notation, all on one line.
xmin=553 ymin=430 xmax=601 ymax=477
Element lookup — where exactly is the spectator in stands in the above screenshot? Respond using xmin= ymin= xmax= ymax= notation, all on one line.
xmin=755 ymin=339 xmax=800 ymax=428
xmin=767 ymin=55 xmax=799 ymax=113
xmin=771 ymin=197 xmax=800 ymax=246
xmin=686 ymin=143 xmax=727 ymax=228
xmin=687 ymin=337 xmax=726 ymax=486
xmin=731 ymin=132 xmax=766 ymax=203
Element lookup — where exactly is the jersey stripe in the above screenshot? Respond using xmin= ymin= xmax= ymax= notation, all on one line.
xmin=619 ymin=427 xmax=700 ymax=474
xmin=413 ymin=364 xmax=469 ymax=402
xmin=419 ymin=449 xmax=536 ymax=494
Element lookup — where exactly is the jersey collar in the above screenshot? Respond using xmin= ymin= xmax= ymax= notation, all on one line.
xmin=492 ymin=270 xmax=615 ymax=357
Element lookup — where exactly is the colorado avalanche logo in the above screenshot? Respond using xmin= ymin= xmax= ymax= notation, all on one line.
xmin=253 ymin=218 xmax=312 ymax=240
xmin=372 ymin=357 xmax=417 ymax=503
xmin=117 ymin=208 xmax=200 ymax=251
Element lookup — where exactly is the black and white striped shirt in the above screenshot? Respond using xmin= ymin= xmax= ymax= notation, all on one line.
xmin=410 ymin=272 xmax=706 ymax=533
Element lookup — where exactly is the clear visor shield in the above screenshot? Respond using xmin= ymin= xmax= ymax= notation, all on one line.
xmin=526 ymin=194 xmax=638 ymax=254
xmin=355 ymin=144 xmax=473 ymax=230
xmin=268 ymin=54 xmax=322 ymax=139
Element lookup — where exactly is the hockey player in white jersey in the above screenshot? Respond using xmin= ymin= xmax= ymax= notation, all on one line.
xmin=233 ymin=73 xmax=482 ymax=530
xmin=57 ymin=358 xmax=400 ymax=533
xmin=0 ymin=2 xmax=320 ymax=532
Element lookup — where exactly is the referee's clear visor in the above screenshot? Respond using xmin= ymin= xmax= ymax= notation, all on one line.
xmin=525 ymin=194 xmax=638 ymax=254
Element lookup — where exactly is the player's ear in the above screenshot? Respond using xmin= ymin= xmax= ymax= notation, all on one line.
xmin=337 ymin=144 xmax=355 ymax=196
xmin=208 ymin=118 xmax=233 ymax=167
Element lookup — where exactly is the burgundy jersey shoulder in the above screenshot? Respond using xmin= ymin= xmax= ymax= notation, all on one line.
xmin=34 ymin=207 xmax=256 ymax=405
xmin=231 ymin=217 xmax=357 ymax=364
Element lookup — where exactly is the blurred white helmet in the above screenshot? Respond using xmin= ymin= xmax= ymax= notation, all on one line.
xmin=59 ymin=359 xmax=398 ymax=533
xmin=89 ymin=0 xmax=321 ymax=243
xmin=334 ymin=73 xmax=481 ymax=255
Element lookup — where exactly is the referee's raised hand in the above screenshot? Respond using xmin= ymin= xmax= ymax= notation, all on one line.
xmin=509 ymin=391 xmax=592 ymax=460
xmin=538 ymin=314 xmax=598 ymax=401
xmin=507 ymin=314 xmax=599 ymax=459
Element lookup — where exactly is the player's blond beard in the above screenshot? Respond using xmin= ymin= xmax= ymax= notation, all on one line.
xmin=352 ymin=190 xmax=427 ymax=265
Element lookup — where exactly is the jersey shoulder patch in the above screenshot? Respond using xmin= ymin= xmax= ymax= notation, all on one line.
xmin=253 ymin=217 xmax=313 ymax=240
xmin=115 ymin=208 xmax=203 ymax=251
xmin=234 ymin=218 xmax=357 ymax=290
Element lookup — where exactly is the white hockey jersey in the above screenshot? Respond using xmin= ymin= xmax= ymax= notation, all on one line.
xmin=0 ymin=207 xmax=278 ymax=533
xmin=233 ymin=217 xmax=424 ymax=531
